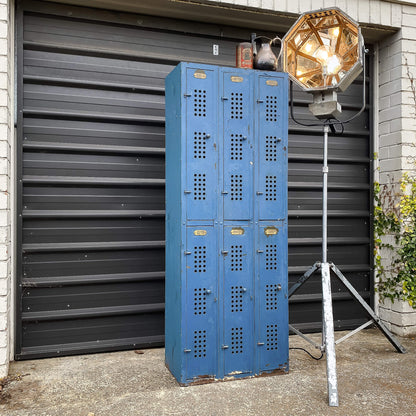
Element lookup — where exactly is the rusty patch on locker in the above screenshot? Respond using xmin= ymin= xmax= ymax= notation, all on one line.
xmin=193 ymin=229 xmax=207 ymax=236
xmin=230 ymin=227 xmax=244 ymax=235
xmin=231 ymin=76 xmax=243 ymax=83
xmin=194 ymin=70 xmax=207 ymax=79
xmin=264 ymin=226 xmax=278 ymax=236
xmin=266 ymin=80 xmax=278 ymax=86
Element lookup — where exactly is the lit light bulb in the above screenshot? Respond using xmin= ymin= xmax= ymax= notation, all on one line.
xmin=296 ymin=70 xmax=303 ymax=76
xmin=304 ymin=42 xmax=313 ymax=53
xmin=314 ymin=45 xmax=343 ymax=76
xmin=331 ymin=27 xmax=340 ymax=37
xmin=326 ymin=54 xmax=343 ymax=75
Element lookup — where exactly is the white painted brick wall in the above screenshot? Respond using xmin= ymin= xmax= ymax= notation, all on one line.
xmin=0 ymin=0 xmax=9 ymax=378
xmin=377 ymin=3 xmax=416 ymax=337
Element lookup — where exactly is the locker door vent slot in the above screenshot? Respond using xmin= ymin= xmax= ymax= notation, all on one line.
xmin=266 ymin=324 xmax=278 ymax=350
xmin=230 ymin=285 xmax=244 ymax=312
xmin=265 ymin=136 xmax=277 ymax=161
xmin=193 ymin=330 xmax=207 ymax=358
xmin=193 ymin=173 xmax=206 ymax=200
xmin=193 ymin=89 xmax=207 ymax=117
xmin=230 ymin=134 xmax=243 ymax=160
xmin=231 ymin=327 xmax=243 ymax=354
xmin=194 ymin=288 xmax=207 ymax=315
xmin=265 ymin=284 xmax=279 ymax=310
xmin=265 ymin=95 xmax=278 ymax=122
xmin=230 ymin=92 xmax=243 ymax=119
xmin=194 ymin=246 xmax=207 ymax=273
xmin=194 ymin=132 xmax=207 ymax=159
xmin=265 ymin=244 xmax=278 ymax=270
xmin=230 ymin=174 xmax=243 ymax=201
xmin=230 ymin=245 xmax=243 ymax=271
xmin=265 ymin=176 xmax=277 ymax=201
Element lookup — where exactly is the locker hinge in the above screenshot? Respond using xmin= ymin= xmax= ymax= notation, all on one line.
xmin=221 ymin=345 xmax=229 ymax=349
xmin=184 ymin=348 xmax=191 ymax=353
xmin=257 ymin=342 xmax=265 ymax=346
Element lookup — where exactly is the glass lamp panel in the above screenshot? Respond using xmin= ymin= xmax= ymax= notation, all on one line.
xmin=296 ymin=55 xmax=320 ymax=76
xmin=299 ymin=33 xmax=320 ymax=56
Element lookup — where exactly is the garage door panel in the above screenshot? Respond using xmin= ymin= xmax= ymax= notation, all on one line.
xmin=24 ymin=50 xmax=172 ymax=89
xmin=289 ymin=190 xmax=370 ymax=211
xmin=21 ymin=313 xmax=164 ymax=355
xmin=23 ymin=152 xmax=165 ymax=179
xmin=22 ymin=281 xmax=164 ymax=312
xmin=24 ymin=84 xmax=165 ymax=118
xmin=23 ymin=218 xmax=165 ymax=244
xmin=24 ymin=118 xmax=165 ymax=148
xmin=23 ymin=185 xmax=165 ymax=212
xmin=23 ymin=248 xmax=165 ymax=279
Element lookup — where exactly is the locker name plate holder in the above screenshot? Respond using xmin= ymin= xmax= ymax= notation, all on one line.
xmin=266 ymin=80 xmax=278 ymax=86
xmin=194 ymin=70 xmax=207 ymax=79
xmin=264 ymin=226 xmax=278 ymax=236
xmin=231 ymin=76 xmax=244 ymax=83
xmin=193 ymin=229 xmax=207 ymax=236
xmin=230 ymin=227 xmax=245 ymax=235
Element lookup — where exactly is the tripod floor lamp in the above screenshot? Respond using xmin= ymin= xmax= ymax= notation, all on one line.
xmin=281 ymin=7 xmax=406 ymax=407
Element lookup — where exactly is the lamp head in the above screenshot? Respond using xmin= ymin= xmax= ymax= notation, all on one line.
xmin=282 ymin=7 xmax=363 ymax=93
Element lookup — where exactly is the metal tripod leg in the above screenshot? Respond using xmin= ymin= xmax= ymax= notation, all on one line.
xmin=322 ymin=263 xmax=339 ymax=407
xmin=330 ymin=263 xmax=406 ymax=354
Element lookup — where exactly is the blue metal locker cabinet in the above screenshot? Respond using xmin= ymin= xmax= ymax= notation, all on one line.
xmin=165 ymin=63 xmax=288 ymax=385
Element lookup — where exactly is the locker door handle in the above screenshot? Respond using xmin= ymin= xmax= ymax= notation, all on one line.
xmin=184 ymin=93 xmax=192 ymax=98
xmin=257 ymin=99 xmax=264 ymax=103
xmin=221 ymin=191 xmax=228 ymax=195
xmin=221 ymin=250 xmax=229 ymax=255
xmin=241 ymin=136 xmax=247 ymax=141
xmin=184 ymin=251 xmax=192 ymax=255
xmin=184 ymin=190 xmax=191 ymax=194
xmin=241 ymin=287 xmax=247 ymax=293
xmin=184 ymin=348 xmax=191 ymax=353
xmin=277 ymin=284 xmax=282 ymax=291
xmin=256 ymin=191 xmax=263 ymax=195
xmin=221 ymin=345 xmax=229 ymax=349
xmin=205 ymin=289 xmax=212 ymax=295
xmin=275 ymin=138 xmax=281 ymax=143
xmin=221 ymin=96 xmax=229 ymax=101
xmin=204 ymin=134 xmax=211 ymax=139
xmin=257 ymin=342 xmax=265 ymax=346
xmin=257 ymin=249 xmax=264 ymax=253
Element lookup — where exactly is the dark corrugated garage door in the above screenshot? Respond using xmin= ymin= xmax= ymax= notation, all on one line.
xmin=16 ymin=0 xmax=372 ymax=359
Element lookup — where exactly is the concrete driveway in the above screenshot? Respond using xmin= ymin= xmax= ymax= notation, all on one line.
xmin=0 ymin=328 xmax=415 ymax=416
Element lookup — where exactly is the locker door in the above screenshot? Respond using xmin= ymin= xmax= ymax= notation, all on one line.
xmin=222 ymin=225 xmax=254 ymax=376
xmin=221 ymin=71 xmax=253 ymax=220
xmin=185 ymin=67 xmax=218 ymax=220
xmin=256 ymin=75 xmax=287 ymax=220
xmin=185 ymin=226 xmax=218 ymax=379
xmin=256 ymin=223 xmax=288 ymax=372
